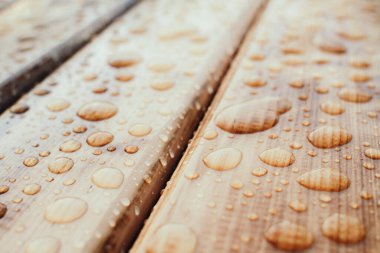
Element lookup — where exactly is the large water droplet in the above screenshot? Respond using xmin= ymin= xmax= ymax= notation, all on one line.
xmin=128 ymin=124 xmax=152 ymax=137
xmin=203 ymin=148 xmax=242 ymax=171
xmin=23 ymin=183 xmax=41 ymax=195
xmin=59 ymin=140 xmax=82 ymax=153
xmin=46 ymin=99 xmax=70 ymax=112
xmin=308 ymin=126 xmax=352 ymax=148
xmin=92 ymin=168 xmax=124 ymax=189
xmin=320 ymin=101 xmax=345 ymax=115
xmin=48 ymin=157 xmax=74 ymax=174
xmin=364 ymin=148 xmax=380 ymax=159
xmin=44 ymin=197 xmax=87 ymax=223
xmin=86 ymin=131 xmax=113 ymax=147
xmin=215 ymin=97 xmax=291 ymax=134
xmin=259 ymin=148 xmax=295 ymax=167
xmin=108 ymin=52 xmax=141 ymax=68
xmin=322 ymin=213 xmax=365 ymax=243
xmin=147 ymin=224 xmax=197 ymax=253
xmin=77 ymin=101 xmax=118 ymax=121
xmin=297 ymin=168 xmax=350 ymax=191
xmin=265 ymin=221 xmax=314 ymax=251
xmin=338 ymin=88 xmax=372 ymax=103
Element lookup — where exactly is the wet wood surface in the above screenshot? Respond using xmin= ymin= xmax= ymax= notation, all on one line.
xmin=0 ymin=0 xmax=136 ymax=112
xmin=0 ymin=0 xmax=264 ymax=252
xmin=131 ymin=0 xmax=380 ymax=252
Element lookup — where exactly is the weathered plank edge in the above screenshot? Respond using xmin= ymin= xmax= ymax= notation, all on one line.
xmin=0 ymin=0 xmax=138 ymax=113
xmin=106 ymin=4 xmax=270 ymax=252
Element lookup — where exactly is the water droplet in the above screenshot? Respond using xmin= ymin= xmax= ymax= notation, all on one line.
xmin=23 ymin=156 xmax=39 ymax=167
xmin=148 ymin=62 xmax=175 ymax=73
xmin=23 ymin=183 xmax=41 ymax=195
xmin=215 ymin=97 xmax=291 ymax=134
xmin=322 ymin=213 xmax=365 ymax=243
xmin=0 ymin=185 xmax=9 ymax=194
xmin=128 ymin=124 xmax=152 ymax=137
xmin=243 ymin=76 xmax=267 ymax=87
xmin=108 ymin=52 xmax=141 ymax=68
xmin=308 ymin=126 xmax=352 ymax=148
xmin=288 ymin=200 xmax=307 ymax=212
xmin=9 ymin=103 xmax=29 ymax=114
xmin=259 ymin=148 xmax=295 ymax=167
xmin=59 ymin=140 xmax=82 ymax=153
xmin=86 ymin=131 xmax=113 ymax=147
xmin=124 ymin=146 xmax=139 ymax=154
xmin=92 ymin=168 xmax=124 ymax=189
xmin=0 ymin=203 xmax=7 ymax=219
xmin=26 ymin=237 xmax=61 ymax=253
xmin=150 ymin=80 xmax=174 ymax=91
xmin=77 ymin=101 xmax=118 ymax=121
xmin=297 ymin=168 xmax=350 ymax=192
xmin=48 ymin=157 xmax=74 ymax=174
xmin=320 ymin=101 xmax=345 ymax=115
xmin=251 ymin=167 xmax=268 ymax=177
xmin=44 ymin=197 xmax=87 ymax=223
xmin=147 ymin=224 xmax=196 ymax=253
xmin=364 ymin=148 xmax=380 ymax=159
xmin=46 ymin=99 xmax=70 ymax=112
xmin=203 ymin=130 xmax=218 ymax=140
xmin=265 ymin=221 xmax=314 ymax=250
xmin=318 ymin=39 xmax=346 ymax=54
xmin=338 ymin=88 xmax=372 ymax=103
xmin=203 ymin=148 xmax=242 ymax=171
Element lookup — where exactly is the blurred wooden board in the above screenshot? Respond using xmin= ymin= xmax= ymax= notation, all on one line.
xmin=131 ymin=0 xmax=380 ymax=252
xmin=0 ymin=0 xmax=16 ymax=10
xmin=0 ymin=0 xmax=136 ymax=112
xmin=0 ymin=0 xmax=265 ymax=252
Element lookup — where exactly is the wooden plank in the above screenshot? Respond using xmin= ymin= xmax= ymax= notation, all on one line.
xmin=0 ymin=0 xmax=136 ymax=112
xmin=131 ymin=0 xmax=380 ymax=252
xmin=0 ymin=0 xmax=16 ymax=10
xmin=0 ymin=0 xmax=265 ymax=252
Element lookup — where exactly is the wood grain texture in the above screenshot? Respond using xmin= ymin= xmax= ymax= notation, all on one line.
xmin=131 ymin=0 xmax=380 ymax=252
xmin=0 ymin=0 xmax=264 ymax=252
xmin=0 ymin=0 xmax=136 ymax=112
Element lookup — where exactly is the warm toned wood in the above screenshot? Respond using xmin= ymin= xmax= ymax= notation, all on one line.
xmin=0 ymin=0 xmax=136 ymax=112
xmin=132 ymin=0 xmax=380 ymax=252
xmin=0 ymin=0 xmax=265 ymax=252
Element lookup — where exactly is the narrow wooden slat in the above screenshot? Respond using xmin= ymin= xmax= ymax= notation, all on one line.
xmin=0 ymin=0 xmax=265 ymax=252
xmin=132 ymin=0 xmax=380 ymax=252
xmin=0 ymin=0 xmax=136 ymax=112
